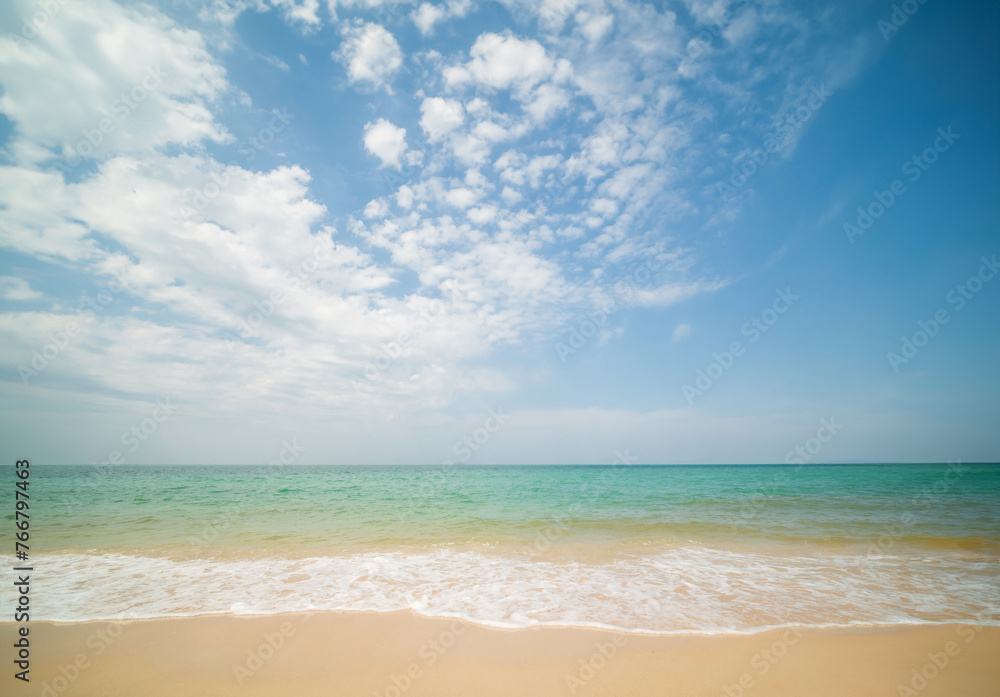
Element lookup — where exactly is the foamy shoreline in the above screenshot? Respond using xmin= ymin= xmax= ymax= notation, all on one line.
xmin=12 ymin=547 xmax=998 ymax=631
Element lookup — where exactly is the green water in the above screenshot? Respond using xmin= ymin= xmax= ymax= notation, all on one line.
xmin=5 ymin=464 xmax=998 ymax=629
xmin=19 ymin=463 xmax=1000 ymax=554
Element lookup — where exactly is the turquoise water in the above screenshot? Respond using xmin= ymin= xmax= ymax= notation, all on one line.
xmin=5 ymin=464 xmax=1000 ymax=632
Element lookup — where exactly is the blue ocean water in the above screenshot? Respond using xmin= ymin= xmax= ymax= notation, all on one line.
xmin=4 ymin=463 xmax=999 ymax=632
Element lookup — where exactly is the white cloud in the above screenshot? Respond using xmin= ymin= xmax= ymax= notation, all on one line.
xmin=444 ymin=187 xmax=479 ymax=208
xmin=396 ymin=185 xmax=415 ymax=208
xmin=473 ymin=120 xmax=509 ymax=142
xmin=537 ymin=0 xmax=579 ymax=30
xmin=419 ymin=97 xmax=465 ymax=141
xmin=523 ymin=82 xmax=570 ymax=123
xmin=449 ymin=133 xmax=491 ymax=166
xmin=631 ymin=280 xmax=729 ymax=308
xmin=524 ymin=154 xmax=562 ymax=187
xmin=0 ymin=0 xmax=230 ymax=166
xmin=363 ymin=118 xmax=409 ymax=169
xmin=684 ymin=0 xmax=731 ymax=26
xmin=500 ymin=186 xmax=523 ymax=205
xmin=265 ymin=55 xmax=291 ymax=70
xmin=0 ymin=167 xmax=95 ymax=262
xmin=199 ymin=0 xmax=322 ymax=31
xmin=671 ymin=323 xmax=693 ymax=342
xmin=467 ymin=205 xmax=497 ymax=224
xmin=577 ymin=11 xmax=614 ymax=43
xmin=364 ymin=198 xmax=390 ymax=218
xmin=330 ymin=0 xmax=411 ymax=12
xmin=411 ymin=0 xmax=471 ymax=36
xmin=723 ymin=8 xmax=759 ymax=44
xmin=0 ymin=150 xmax=484 ymax=423
xmin=589 ymin=197 xmax=618 ymax=217
xmin=0 ymin=277 xmax=43 ymax=301
xmin=464 ymin=169 xmax=488 ymax=188
xmin=464 ymin=32 xmax=555 ymax=94
xmin=334 ymin=21 xmax=403 ymax=91
xmin=411 ymin=2 xmax=445 ymax=35
xmin=270 ymin=0 xmax=322 ymax=28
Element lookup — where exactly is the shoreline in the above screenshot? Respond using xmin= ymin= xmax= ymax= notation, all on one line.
xmin=4 ymin=610 xmax=999 ymax=696
xmin=9 ymin=610 xmax=1000 ymax=635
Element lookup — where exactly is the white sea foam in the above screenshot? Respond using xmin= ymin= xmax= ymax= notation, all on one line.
xmin=11 ymin=547 xmax=1000 ymax=633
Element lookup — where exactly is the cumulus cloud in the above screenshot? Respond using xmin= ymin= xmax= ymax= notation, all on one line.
xmin=269 ymin=0 xmax=322 ymax=28
xmin=577 ymin=12 xmax=614 ymax=42
xmin=411 ymin=0 xmax=471 ymax=36
xmin=464 ymin=32 xmax=555 ymax=94
xmin=363 ymin=118 xmax=409 ymax=169
xmin=335 ymin=21 xmax=403 ymax=91
xmin=419 ymin=97 xmax=465 ymax=142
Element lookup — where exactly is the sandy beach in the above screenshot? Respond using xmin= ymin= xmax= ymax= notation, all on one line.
xmin=5 ymin=612 xmax=998 ymax=697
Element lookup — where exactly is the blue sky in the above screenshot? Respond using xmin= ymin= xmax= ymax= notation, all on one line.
xmin=0 ymin=0 xmax=997 ymax=465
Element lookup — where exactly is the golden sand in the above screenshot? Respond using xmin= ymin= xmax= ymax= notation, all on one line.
xmin=3 ymin=612 xmax=998 ymax=696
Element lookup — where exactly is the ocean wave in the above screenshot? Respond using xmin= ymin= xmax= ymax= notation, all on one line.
xmin=8 ymin=546 xmax=1000 ymax=633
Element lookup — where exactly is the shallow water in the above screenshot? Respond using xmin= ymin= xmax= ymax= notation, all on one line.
xmin=5 ymin=463 xmax=999 ymax=632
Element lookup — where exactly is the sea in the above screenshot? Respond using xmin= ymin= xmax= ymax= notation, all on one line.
xmin=4 ymin=463 xmax=999 ymax=634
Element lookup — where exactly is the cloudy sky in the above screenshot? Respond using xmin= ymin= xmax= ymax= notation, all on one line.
xmin=1 ymin=0 xmax=997 ymax=465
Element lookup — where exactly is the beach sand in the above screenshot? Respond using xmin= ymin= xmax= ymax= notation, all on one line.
xmin=4 ymin=612 xmax=998 ymax=696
